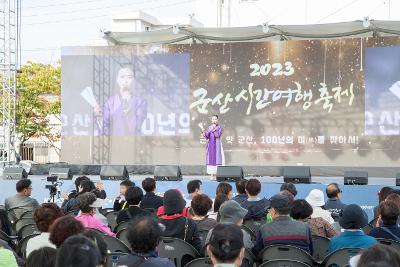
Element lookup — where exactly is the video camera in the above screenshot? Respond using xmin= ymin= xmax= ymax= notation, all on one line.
xmin=45 ymin=175 xmax=63 ymax=202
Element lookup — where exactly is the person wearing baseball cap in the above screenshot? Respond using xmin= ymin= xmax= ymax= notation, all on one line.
xmin=328 ymin=204 xmax=377 ymax=253
xmin=207 ymin=224 xmax=245 ymax=267
xmin=253 ymin=194 xmax=313 ymax=256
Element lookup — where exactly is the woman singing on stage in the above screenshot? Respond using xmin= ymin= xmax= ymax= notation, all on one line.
xmin=202 ymin=115 xmax=225 ymax=180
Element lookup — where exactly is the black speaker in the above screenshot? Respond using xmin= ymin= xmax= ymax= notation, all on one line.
xmin=216 ymin=166 xmax=244 ymax=182
xmin=100 ymin=165 xmax=129 ymax=180
xmin=3 ymin=167 xmax=28 ymax=180
xmin=49 ymin=167 xmax=72 ymax=180
xmin=283 ymin=166 xmax=311 ymax=184
xmin=154 ymin=165 xmax=182 ymax=181
xmin=344 ymin=171 xmax=368 ymax=185
xmin=396 ymin=173 xmax=400 ymax=186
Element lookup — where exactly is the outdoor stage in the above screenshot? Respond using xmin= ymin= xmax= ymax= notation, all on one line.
xmin=0 ymin=174 xmax=398 ymax=221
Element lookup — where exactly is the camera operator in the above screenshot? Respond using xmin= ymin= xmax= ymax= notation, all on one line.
xmin=62 ymin=177 xmax=107 ymax=214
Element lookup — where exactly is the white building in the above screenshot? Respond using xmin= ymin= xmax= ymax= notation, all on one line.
xmin=111 ymin=11 xmax=204 ymax=32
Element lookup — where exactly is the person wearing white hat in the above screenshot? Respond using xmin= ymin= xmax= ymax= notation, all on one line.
xmin=305 ymin=189 xmax=334 ymax=224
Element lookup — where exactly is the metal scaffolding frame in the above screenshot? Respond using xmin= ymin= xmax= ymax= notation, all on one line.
xmin=0 ymin=0 xmax=17 ymax=164
xmin=92 ymin=55 xmax=111 ymax=164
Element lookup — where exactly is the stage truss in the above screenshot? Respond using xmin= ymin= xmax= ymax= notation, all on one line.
xmin=0 ymin=0 xmax=17 ymax=164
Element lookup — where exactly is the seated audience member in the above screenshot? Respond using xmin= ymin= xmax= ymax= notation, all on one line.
xmin=369 ymin=200 xmax=400 ymax=240
xmin=0 ymin=239 xmax=23 ymax=266
xmin=113 ymin=180 xmax=134 ymax=211
xmin=62 ymin=179 xmax=96 ymax=213
xmin=4 ymin=179 xmax=38 ymax=211
xmin=159 ymin=189 xmax=201 ymax=252
xmin=0 ymin=245 xmax=18 ymax=267
xmin=156 ymin=189 xmax=191 ymax=218
xmin=55 ymin=236 xmax=103 ymax=267
xmin=324 ymin=183 xmax=347 ymax=222
xmin=240 ymin=179 xmax=269 ymax=220
xmin=0 ymin=209 xmax=12 ymax=236
xmin=253 ymin=194 xmax=313 ymax=256
xmin=207 ymin=224 xmax=245 ymax=267
xmin=191 ymin=194 xmax=217 ymax=231
xmin=216 ymin=182 xmax=233 ymax=199
xmin=353 ymin=244 xmax=400 ymax=267
xmin=26 ymin=203 xmax=63 ymax=256
xmin=116 ymin=186 xmax=147 ymax=224
xmin=328 ymin=204 xmax=377 ymax=253
xmin=232 ymin=179 xmax=248 ymax=204
xmin=280 ymin=182 xmax=298 ymax=198
xmin=140 ymin=177 xmax=163 ymax=210
xmin=117 ymin=215 xmax=175 ymax=267
xmin=75 ymin=192 xmax=116 ymax=236
xmin=186 ymin=180 xmax=202 ymax=201
xmin=385 ymin=193 xmax=400 ymax=209
xmin=49 ymin=216 xmax=84 ymax=248
xmin=290 ymin=199 xmax=339 ymax=238
xmin=374 ymin=187 xmax=394 ymax=218
xmin=26 ymin=247 xmax=57 ymax=267
xmin=208 ymin=194 xmax=229 ymax=220
xmin=305 ymin=189 xmax=334 ymax=224
xmin=206 ymin=200 xmax=253 ymax=250
xmin=265 ymin=190 xmax=294 ymax=223
xmin=82 ymin=229 xmax=108 ymax=267
xmin=62 ymin=176 xmax=89 ymax=204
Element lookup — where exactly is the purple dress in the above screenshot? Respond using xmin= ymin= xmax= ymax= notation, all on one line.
xmin=99 ymin=93 xmax=147 ymax=136
xmin=204 ymin=124 xmax=224 ymax=174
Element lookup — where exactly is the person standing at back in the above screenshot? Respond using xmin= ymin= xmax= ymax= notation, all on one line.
xmin=5 ymin=179 xmax=38 ymax=211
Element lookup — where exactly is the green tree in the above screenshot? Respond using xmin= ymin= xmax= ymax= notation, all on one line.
xmin=16 ymin=61 xmax=61 ymax=155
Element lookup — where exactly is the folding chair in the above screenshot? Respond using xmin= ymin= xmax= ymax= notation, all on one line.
xmin=321 ymin=248 xmax=362 ymax=267
xmin=243 ymin=218 xmax=266 ymax=234
xmin=17 ymin=223 xmax=40 ymax=239
xmin=102 ymin=234 xmax=131 ymax=253
xmin=312 ymin=235 xmax=330 ymax=262
xmin=257 ymin=245 xmax=316 ymax=267
xmin=116 ymin=228 xmax=129 ymax=247
xmin=17 ymin=233 xmax=40 ymax=259
xmin=184 ymin=257 xmax=213 ymax=267
xmin=376 ymin=238 xmax=400 ymax=250
xmin=258 ymin=259 xmax=312 ymax=267
xmin=105 ymin=211 xmax=119 ymax=231
xmin=157 ymin=237 xmax=201 ymax=267
xmin=14 ymin=217 xmax=35 ymax=234
xmin=114 ymin=221 xmax=129 ymax=234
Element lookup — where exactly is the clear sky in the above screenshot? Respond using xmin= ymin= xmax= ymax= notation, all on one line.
xmin=21 ymin=0 xmax=400 ymax=65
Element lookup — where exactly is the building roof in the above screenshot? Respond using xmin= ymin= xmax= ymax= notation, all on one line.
xmin=103 ymin=20 xmax=400 ymax=45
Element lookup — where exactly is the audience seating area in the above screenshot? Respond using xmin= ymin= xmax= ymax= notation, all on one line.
xmin=1 ymin=177 xmax=400 ymax=267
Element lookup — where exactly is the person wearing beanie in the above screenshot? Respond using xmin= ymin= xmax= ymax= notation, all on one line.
xmin=328 ymin=204 xmax=377 ymax=253
xmin=253 ymin=194 xmax=313 ymax=256
xmin=305 ymin=189 xmax=334 ymax=224
xmin=207 ymin=224 xmax=245 ymax=267
xmin=160 ymin=189 xmax=202 ymax=254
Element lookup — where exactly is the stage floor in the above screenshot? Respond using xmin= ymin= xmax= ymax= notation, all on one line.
xmin=0 ymin=175 xmax=397 ymax=221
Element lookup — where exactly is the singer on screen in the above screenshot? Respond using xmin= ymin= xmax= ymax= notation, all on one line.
xmin=94 ymin=64 xmax=147 ymax=136
xmin=202 ymin=115 xmax=225 ymax=180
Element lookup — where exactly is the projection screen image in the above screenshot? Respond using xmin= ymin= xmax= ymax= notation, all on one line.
xmin=61 ymin=37 xmax=400 ymax=166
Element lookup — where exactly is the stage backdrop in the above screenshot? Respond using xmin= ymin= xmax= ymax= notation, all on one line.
xmin=61 ymin=37 xmax=400 ymax=166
